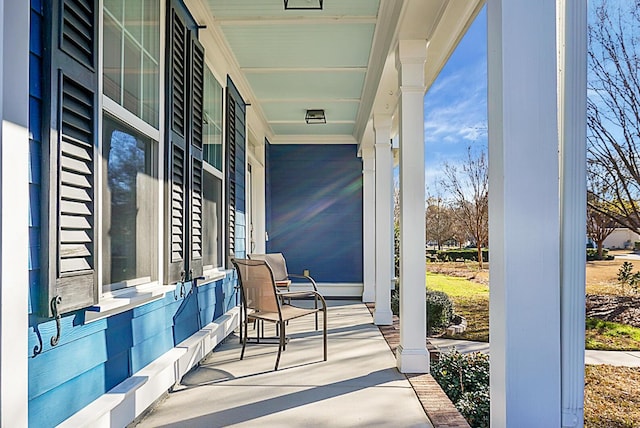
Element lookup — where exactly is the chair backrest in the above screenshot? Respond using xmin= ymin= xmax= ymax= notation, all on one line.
xmin=232 ymin=258 xmax=280 ymax=313
xmin=248 ymin=253 xmax=289 ymax=282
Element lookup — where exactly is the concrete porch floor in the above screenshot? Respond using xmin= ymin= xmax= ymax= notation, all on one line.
xmin=133 ymin=300 xmax=434 ymax=427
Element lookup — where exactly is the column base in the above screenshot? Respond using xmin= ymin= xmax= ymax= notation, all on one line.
xmin=396 ymin=345 xmax=430 ymax=373
xmin=374 ymin=308 xmax=393 ymax=325
xmin=362 ymin=289 xmax=375 ymax=303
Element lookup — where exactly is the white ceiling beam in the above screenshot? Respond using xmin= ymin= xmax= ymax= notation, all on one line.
xmin=259 ymin=98 xmax=361 ymax=103
xmin=269 ymin=134 xmax=358 ymax=145
xmin=242 ymin=67 xmax=367 ymax=73
xmin=216 ymin=16 xmax=377 ymax=25
xmin=269 ymin=120 xmax=356 ymax=124
xmin=353 ymin=0 xmax=404 ymax=144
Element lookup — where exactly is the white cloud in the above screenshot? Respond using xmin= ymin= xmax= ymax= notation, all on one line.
xmin=424 ymin=60 xmax=488 ymax=146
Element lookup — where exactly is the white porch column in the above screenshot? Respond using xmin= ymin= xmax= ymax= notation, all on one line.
xmin=362 ymin=145 xmax=376 ymax=303
xmin=373 ymin=115 xmax=393 ymax=325
xmin=559 ymin=1 xmax=587 ymax=426
xmin=0 ymin=1 xmax=30 ymax=426
xmin=488 ymin=0 xmax=562 ymax=425
xmin=396 ymin=40 xmax=429 ymax=373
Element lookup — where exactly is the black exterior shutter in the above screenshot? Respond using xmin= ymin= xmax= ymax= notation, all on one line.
xmin=165 ymin=7 xmax=188 ymax=284
xmin=188 ymin=36 xmax=205 ymax=278
xmin=225 ymin=78 xmax=247 ymax=265
xmin=165 ymin=1 xmax=204 ymax=283
xmin=42 ymin=0 xmax=99 ymax=316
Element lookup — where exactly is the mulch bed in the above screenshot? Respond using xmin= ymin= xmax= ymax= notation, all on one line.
xmin=586 ymin=294 xmax=640 ymax=328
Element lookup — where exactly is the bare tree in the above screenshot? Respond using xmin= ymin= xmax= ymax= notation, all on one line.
xmin=587 ymin=194 xmax=617 ymax=259
xmin=441 ymin=146 xmax=489 ymax=268
xmin=425 ymin=192 xmax=454 ymax=250
xmin=587 ymin=0 xmax=640 ymax=234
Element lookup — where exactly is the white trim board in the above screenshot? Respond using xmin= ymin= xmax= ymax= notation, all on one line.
xmin=290 ymin=283 xmax=364 ymax=298
xmin=58 ymin=307 xmax=240 ymax=428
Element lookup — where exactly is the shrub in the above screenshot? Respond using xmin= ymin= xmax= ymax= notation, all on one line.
xmin=456 ymin=388 xmax=490 ymax=428
xmin=587 ymin=248 xmax=613 ymax=261
xmin=436 ymin=249 xmax=489 ymax=263
xmin=426 ymin=290 xmax=454 ymax=335
xmin=390 ymin=286 xmax=454 ymax=336
xmin=431 ymin=350 xmax=490 ymax=428
xmin=617 ymin=261 xmax=640 ymax=294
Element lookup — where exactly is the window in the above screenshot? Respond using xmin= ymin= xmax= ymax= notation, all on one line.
xmin=42 ymin=0 xmax=213 ymax=317
xmin=203 ymin=68 xmax=223 ymax=170
xmin=202 ymin=67 xmax=224 ymax=272
xmin=202 ymin=170 xmax=223 ymax=271
xmin=102 ymin=115 xmax=158 ymax=291
xmin=103 ymin=0 xmax=160 ymax=128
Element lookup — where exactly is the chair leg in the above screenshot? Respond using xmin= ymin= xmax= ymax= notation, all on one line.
xmin=275 ymin=321 xmax=284 ymax=371
xmin=314 ymin=295 xmax=318 ymax=331
xmin=323 ymin=308 xmax=327 ymax=361
xmin=240 ymin=313 xmax=248 ymax=360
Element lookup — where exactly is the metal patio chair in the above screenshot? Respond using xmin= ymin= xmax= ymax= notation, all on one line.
xmin=232 ymin=258 xmax=327 ymax=371
xmin=248 ymin=252 xmax=320 ymax=329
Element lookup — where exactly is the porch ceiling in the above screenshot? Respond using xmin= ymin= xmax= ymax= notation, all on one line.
xmin=201 ymin=0 xmax=484 ymax=146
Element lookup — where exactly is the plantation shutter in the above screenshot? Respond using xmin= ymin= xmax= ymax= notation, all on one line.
xmin=165 ymin=2 xmax=204 ymax=283
xmin=42 ymin=0 xmax=99 ymax=316
xmin=225 ymin=79 xmax=247 ymax=265
xmin=188 ymin=36 xmax=205 ymax=278
xmin=166 ymin=7 xmax=188 ymax=284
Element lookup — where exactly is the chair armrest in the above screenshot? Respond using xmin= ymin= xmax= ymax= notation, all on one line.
xmin=279 ymin=290 xmax=327 ymax=310
xmin=288 ymin=273 xmax=319 ymax=292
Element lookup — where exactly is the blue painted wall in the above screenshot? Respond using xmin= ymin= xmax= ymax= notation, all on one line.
xmin=27 ymin=276 xmax=237 ymax=427
xmin=266 ymin=144 xmax=363 ymax=283
xmin=27 ymin=2 xmax=237 ymax=426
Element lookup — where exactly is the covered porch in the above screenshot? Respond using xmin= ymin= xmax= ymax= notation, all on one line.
xmin=133 ymin=300 xmax=463 ymax=427
xmin=0 ymin=0 xmax=588 ymax=426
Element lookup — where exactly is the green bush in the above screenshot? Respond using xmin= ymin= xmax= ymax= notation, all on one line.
xmin=635 ymin=241 xmax=640 ymax=251
xmin=587 ymin=248 xmax=613 ymax=261
xmin=390 ymin=286 xmax=454 ymax=336
xmin=426 ymin=290 xmax=454 ymax=335
xmin=456 ymin=388 xmax=490 ymax=428
xmin=436 ymin=248 xmax=489 ymax=263
xmin=431 ymin=350 xmax=490 ymax=428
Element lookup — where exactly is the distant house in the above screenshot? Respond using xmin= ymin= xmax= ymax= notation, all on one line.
xmin=603 ymin=228 xmax=640 ymax=249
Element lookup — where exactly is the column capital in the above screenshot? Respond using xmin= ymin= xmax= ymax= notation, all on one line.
xmin=373 ymin=113 xmax=392 ymax=132
xmin=360 ymin=145 xmax=375 ymax=160
xmin=396 ymin=39 xmax=428 ymax=65
xmin=396 ymin=39 xmax=428 ymax=90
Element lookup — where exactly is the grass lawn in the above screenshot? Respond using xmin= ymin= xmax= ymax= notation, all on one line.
xmin=585 ymin=364 xmax=640 ymax=427
xmin=426 ymin=272 xmax=489 ymax=342
xmin=426 ymin=258 xmax=640 ymax=425
xmin=585 ymin=318 xmax=640 ymax=351
xmin=426 ymin=260 xmax=640 ymax=349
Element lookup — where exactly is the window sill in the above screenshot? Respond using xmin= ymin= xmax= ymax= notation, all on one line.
xmin=199 ymin=269 xmax=228 ymax=285
xmin=84 ymin=271 xmax=232 ymax=323
xmin=85 ymin=282 xmax=175 ymax=323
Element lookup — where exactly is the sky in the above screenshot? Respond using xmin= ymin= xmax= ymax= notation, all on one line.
xmin=423 ymin=6 xmax=488 ymax=197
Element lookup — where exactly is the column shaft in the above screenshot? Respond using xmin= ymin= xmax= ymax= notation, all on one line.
xmin=488 ymin=0 xmax=562 ymax=424
xmin=362 ymin=146 xmax=376 ymax=303
xmin=373 ymin=116 xmax=393 ymax=325
xmin=396 ymin=40 xmax=429 ymax=373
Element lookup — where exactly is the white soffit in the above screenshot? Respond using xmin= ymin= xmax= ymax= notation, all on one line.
xmin=204 ymin=0 xmax=379 ymax=144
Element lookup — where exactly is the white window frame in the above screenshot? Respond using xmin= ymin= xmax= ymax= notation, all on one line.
xmin=88 ymin=0 xmax=168 ymax=321
xmin=200 ymin=61 xmax=227 ymax=282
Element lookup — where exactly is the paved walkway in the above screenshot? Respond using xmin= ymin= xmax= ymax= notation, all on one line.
xmin=429 ymin=338 xmax=640 ymax=367
xmin=134 ymin=301 xmax=435 ymax=427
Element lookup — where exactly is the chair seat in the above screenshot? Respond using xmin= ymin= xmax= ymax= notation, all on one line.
xmin=252 ymin=305 xmax=321 ymax=323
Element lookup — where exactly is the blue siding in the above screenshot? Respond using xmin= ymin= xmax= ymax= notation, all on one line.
xmin=27 ymin=277 xmax=235 ymax=427
xmin=266 ymin=144 xmax=363 ymax=283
